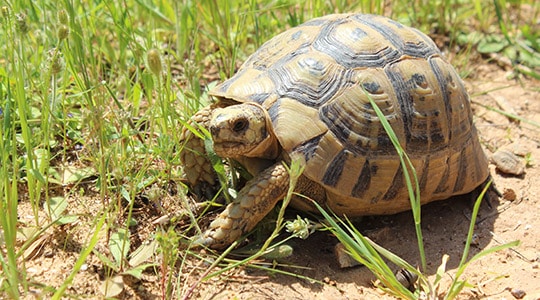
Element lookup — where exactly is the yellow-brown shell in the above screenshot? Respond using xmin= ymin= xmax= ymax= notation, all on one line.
xmin=209 ymin=14 xmax=489 ymax=215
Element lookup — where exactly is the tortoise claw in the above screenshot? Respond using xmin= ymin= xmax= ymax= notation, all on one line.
xmin=191 ymin=228 xmax=237 ymax=250
xmin=191 ymin=235 xmax=214 ymax=248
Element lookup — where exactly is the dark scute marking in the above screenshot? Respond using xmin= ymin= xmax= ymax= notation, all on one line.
xmin=352 ymin=159 xmax=371 ymax=198
xmin=383 ymin=164 xmax=404 ymax=200
xmin=370 ymin=164 xmax=379 ymax=175
xmin=362 ymin=102 xmax=373 ymax=111
xmin=377 ymin=133 xmax=393 ymax=153
xmin=312 ymin=18 xmax=402 ymax=69
xmin=385 ymin=68 xmax=413 ymax=146
xmin=403 ymin=41 xmax=439 ymax=58
xmin=321 ymin=95 xmax=398 ymax=156
xmin=387 ymin=18 xmax=405 ymax=28
xmin=248 ymin=46 xmax=309 ymax=73
xmin=412 ymin=73 xmax=428 ymax=89
xmin=292 ymin=133 xmax=324 ymax=161
xmin=418 ymin=158 xmax=430 ymax=192
xmin=431 ymin=132 xmax=445 ymax=144
xmin=301 ymin=57 xmax=325 ymax=72
xmin=429 ymin=58 xmax=452 ymax=140
xmin=452 ymin=148 xmax=468 ymax=193
xmin=291 ymin=30 xmax=302 ymax=40
xmin=430 ymin=119 xmax=445 ymax=145
xmin=267 ymin=99 xmax=281 ymax=123
xmin=354 ymin=15 xmax=438 ymax=59
xmin=362 ymin=82 xmax=381 ymax=94
xmin=370 ymin=192 xmax=383 ymax=204
xmin=434 ymin=158 xmax=450 ymax=193
xmin=320 ymin=104 xmax=353 ymax=147
xmin=249 ymin=93 xmax=271 ymax=104
xmin=412 ymin=133 xmax=429 ymax=144
xmin=322 ymin=149 xmax=349 ymax=187
xmin=270 ymin=64 xmax=352 ymax=108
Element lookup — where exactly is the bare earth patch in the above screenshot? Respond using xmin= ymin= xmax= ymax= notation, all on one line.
xmin=16 ymin=63 xmax=540 ymax=299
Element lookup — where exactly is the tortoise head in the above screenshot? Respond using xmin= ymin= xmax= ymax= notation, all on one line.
xmin=209 ymin=103 xmax=279 ymax=159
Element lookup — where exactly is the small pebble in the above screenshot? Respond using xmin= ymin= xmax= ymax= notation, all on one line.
xmin=44 ymin=250 xmax=54 ymax=258
xmin=491 ymin=149 xmax=525 ymax=175
xmin=470 ymin=233 xmax=480 ymax=246
xmin=80 ymin=263 xmax=88 ymax=271
xmin=395 ymin=268 xmax=418 ymax=291
xmin=502 ymin=188 xmax=517 ymax=202
xmin=334 ymin=243 xmax=360 ymax=268
xmin=323 ymin=276 xmax=337 ymax=286
xmin=511 ymin=288 xmax=526 ymax=299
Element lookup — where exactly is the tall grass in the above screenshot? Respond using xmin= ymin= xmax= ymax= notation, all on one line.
xmin=0 ymin=0 xmax=537 ymax=298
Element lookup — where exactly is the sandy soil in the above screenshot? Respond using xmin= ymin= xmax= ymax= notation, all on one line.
xmin=13 ymin=63 xmax=540 ymax=300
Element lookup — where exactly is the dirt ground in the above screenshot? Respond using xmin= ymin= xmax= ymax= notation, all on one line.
xmin=14 ymin=61 xmax=540 ymax=300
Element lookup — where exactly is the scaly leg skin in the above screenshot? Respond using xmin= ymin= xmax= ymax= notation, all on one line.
xmin=179 ymin=105 xmax=219 ymax=199
xmin=195 ymin=163 xmax=290 ymax=249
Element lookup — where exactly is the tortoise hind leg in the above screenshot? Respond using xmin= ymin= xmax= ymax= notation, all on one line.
xmin=195 ymin=162 xmax=290 ymax=249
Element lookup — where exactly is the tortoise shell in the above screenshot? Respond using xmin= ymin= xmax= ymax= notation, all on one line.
xmin=208 ymin=13 xmax=489 ymax=216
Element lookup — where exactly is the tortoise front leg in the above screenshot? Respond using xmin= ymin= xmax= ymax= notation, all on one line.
xmin=179 ymin=105 xmax=218 ymax=198
xmin=195 ymin=162 xmax=290 ymax=249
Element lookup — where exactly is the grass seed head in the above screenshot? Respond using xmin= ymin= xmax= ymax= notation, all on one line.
xmin=48 ymin=48 xmax=64 ymax=74
xmin=16 ymin=12 xmax=29 ymax=34
xmin=1 ymin=6 xmax=9 ymax=19
xmin=57 ymin=25 xmax=69 ymax=41
xmin=146 ymin=48 xmax=163 ymax=76
xmin=57 ymin=9 xmax=69 ymax=25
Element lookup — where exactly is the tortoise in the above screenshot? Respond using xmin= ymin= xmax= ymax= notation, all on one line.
xmin=179 ymin=13 xmax=489 ymax=249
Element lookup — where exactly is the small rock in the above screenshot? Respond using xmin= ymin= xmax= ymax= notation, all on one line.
xmin=511 ymin=288 xmax=526 ymax=299
xmin=334 ymin=243 xmax=360 ymax=268
xmin=395 ymin=268 xmax=418 ymax=291
xmin=470 ymin=233 xmax=480 ymax=246
xmin=507 ymin=142 xmax=530 ymax=157
xmin=323 ymin=276 xmax=337 ymax=286
xmin=502 ymin=188 xmax=517 ymax=201
xmin=491 ymin=149 xmax=525 ymax=175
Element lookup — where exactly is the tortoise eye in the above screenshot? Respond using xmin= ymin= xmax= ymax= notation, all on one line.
xmin=233 ymin=119 xmax=248 ymax=133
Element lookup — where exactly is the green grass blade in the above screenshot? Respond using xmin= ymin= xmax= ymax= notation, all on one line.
xmin=366 ymin=89 xmax=426 ymax=272
xmin=312 ymin=201 xmax=415 ymax=299
xmin=445 ymin=181 xmax=520 ymax=300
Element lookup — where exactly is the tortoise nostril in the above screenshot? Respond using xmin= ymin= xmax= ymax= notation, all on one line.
xmin=232 ymin=119 xmax=248 ymax=133
xmin=210 ymin=125 xmax=220 ymax=137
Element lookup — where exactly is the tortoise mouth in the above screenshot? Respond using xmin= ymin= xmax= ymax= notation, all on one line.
xmin=213 ymin=141 xmax=256 ymax=158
